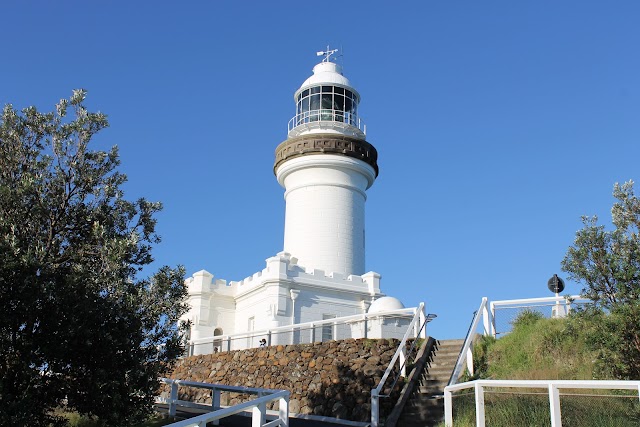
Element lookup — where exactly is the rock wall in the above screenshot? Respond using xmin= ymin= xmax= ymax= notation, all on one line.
xmin=164 ymin=338 xmax=403 ymax=422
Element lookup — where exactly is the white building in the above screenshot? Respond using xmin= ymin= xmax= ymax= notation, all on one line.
xmin=182 ymin=49 xmax=410 ymax=353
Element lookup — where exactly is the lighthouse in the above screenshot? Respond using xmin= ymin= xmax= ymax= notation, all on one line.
xmin=274 ymin=48 xmax=378 ymax=276
xmin=181 ymin=49 xmax=414 ymax=353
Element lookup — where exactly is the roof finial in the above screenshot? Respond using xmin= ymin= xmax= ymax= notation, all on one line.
xmin=316 ymin=45 xmax=338 ymax=63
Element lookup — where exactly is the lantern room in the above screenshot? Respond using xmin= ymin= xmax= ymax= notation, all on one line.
xmin=288 ymin=54 xmax=366 ymax=139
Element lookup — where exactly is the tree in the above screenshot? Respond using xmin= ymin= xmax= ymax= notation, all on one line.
xmin=0 ymin=90 xmax=189 ymax=426
xmin=562 ymin=180 xmax=640 ymax=379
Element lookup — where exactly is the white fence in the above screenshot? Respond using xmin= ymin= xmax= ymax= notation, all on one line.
xmin=448 ymin=295 xmax=588 ymax=386
xmin=188 ymin=306 xmax=425 ymax=355
xmin=158 ymin=378 xmax=289 ymax=427
xmin=444 ymin=379 xmax=640 ymax=427
xmin=489 ymin=295 xmax=590 ymax=337
xmin=370 ymin=303 xmax=434 ymax=427
xmin=444 ymin=296 xmax=640 ymax=426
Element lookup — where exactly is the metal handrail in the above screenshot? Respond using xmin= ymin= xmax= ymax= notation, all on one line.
xmin=370 ymin=303 xmax=432 ymax=427
xmin=287 ymin=109 xmax=366 ymax=135
xmin=383 ymin=316 xmax=432 ymax=395
xmin=448 ymin=297 xmax=489 ymax=387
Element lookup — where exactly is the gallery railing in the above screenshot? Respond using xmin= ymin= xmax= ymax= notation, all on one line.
xmin=288 ymin=109 xmax=366 ymax=135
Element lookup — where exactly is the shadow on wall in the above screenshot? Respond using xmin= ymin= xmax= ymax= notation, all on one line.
xmin=162 ymin=338 xmax=405 ymax=422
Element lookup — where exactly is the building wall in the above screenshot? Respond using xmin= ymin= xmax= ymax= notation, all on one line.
xmin=182 ymin=252 xmax=386 ymax=353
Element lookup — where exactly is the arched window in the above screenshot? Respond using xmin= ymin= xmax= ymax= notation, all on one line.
xmin=213 ymin=327 xmax=223 ymax=352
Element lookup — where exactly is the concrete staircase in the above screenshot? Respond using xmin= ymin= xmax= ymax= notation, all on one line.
xmin=396 ymin=339 xmax=464 ymax=427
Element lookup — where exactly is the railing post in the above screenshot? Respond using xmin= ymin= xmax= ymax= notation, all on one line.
xmin=363 ymin=316 xmax=368 ymax=339
xmin=482 ymin=298 xmax=491 ymax=336
xmin=169 ymin=381 xmax=178 ymax=417
xmin=310 ymin=323 xmax=315 ymax=342
xmin=211 ymin=386 xmax=220 ymax=425
xmin=444 ymin=388 xmax=453 ymax=427
xmin=419 ymin=309 xmax=426 ymax=338
xmin=226 ymin=337 xmax=231 ymax=352
xmin=400 ymin=345 xmax=407 ymax=377
xmin=252 ymin=401 xmax=266 ymax=427
xmin=371 ymin=389 xmax=379 ymax=427
xmin=279 ymin=394 xmax=290 ymax=427
xmin=267 ymin=330 xmax=272 ymax=347
xmin=475 ymin=382 xmax=486 ymax=427
xmin=466 ymin=346 xmax=474 ymax=376
xmin=549 ymin=384 xmax=562 ymax=427
xmin=490 ymin=302 xmax=497 ymax=338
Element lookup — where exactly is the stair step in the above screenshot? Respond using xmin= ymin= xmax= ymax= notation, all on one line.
xmin=406 ymin=397 xmax=444 ymax=407
xmin=397 ymin=337 xmax=464 ymax=426
xmin=437 ymin=339 xmax=465 ymax=345
xmin=424 ymin=367 xmax=455 ymax=375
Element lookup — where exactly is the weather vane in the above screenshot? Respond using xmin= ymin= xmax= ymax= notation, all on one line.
xmin=316 ymin=45 xmax=338 ymax=63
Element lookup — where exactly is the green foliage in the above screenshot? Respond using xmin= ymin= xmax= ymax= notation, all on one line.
xmin=0 ymin=91 xmax=189 ymax=426
xmin=462 ymin=334 xmax=495 ymax=381
xmin=448 ymin=313 xmax=639 ymax=426
xmin=562 ymin=180 xmax=640 ymax=379
xmin=511 ymin=309 xmax=544 ymax=327
xmin=476 ymin=315 xmax=596 ymax=381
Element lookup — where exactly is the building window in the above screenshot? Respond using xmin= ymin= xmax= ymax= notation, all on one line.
xmin=247 ymin=317 xmax=255 ymax=348
xmin=213 ymin=327 xmax=223 ymax=352
xmin=322 ymin=314 xmax=336 ymax=341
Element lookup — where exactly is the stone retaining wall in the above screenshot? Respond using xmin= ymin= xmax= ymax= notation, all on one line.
xmin=164 ymin=338 xmax=403 ymax=422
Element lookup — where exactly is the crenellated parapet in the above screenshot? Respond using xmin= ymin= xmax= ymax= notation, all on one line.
xmin=226 ymin=252 xmax=381 ymax=297
xmin=185 ymin=252 xmax=382 ymax=300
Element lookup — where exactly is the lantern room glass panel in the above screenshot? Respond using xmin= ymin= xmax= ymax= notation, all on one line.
xmin=295 ymin=85 xmax=359 ymax=126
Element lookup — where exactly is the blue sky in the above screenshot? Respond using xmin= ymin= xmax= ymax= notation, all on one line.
xmin=2 ymin=1 xmax=639 ymax=339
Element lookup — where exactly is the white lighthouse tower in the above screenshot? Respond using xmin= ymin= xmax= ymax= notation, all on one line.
xmin=180 ymin=50 xmax=413 ymax=354
xmin=274 ymin=48 xmax=378 ymax=276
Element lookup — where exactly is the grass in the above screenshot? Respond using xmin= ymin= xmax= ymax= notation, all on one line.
xmin=483 ymin=311 xmax=595 ymax=381
xmin=441 ymin=310 xmax=640 ymax=426
xmin=441 ymin=391 xmax=640 ymax=427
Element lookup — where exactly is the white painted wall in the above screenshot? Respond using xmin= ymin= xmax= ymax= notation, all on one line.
xmin=183 ymin=252 xmax=386 ymax=352
xmin=276 ymin=155 xmax=376 ymax=276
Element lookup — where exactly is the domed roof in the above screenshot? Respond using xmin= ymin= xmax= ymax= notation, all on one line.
xmin=294 ymin=62 xmax=360 ymax=100
xmin=368 ymin=296 xmax=405 ymax=313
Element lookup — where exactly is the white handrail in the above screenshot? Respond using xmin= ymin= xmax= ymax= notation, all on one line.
xmin=188 ymin=307 xmax=417 ymax=353
xmin=449 ymin=295 xmax=591 ymax=386
xmin=158 ymin=378 xmax=289 ymax=427
xmin=287 ymin=109 xmax=366 ymax=135
xmin=444 ymin=379 xmax=640 ymax=427
xmin=490 ymin=295 xmax=586 ymax=307
xmin=370 ymin=303 xmax=428 ymax=427
xmin=448 ymin=297 xmax=490 ymax=387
